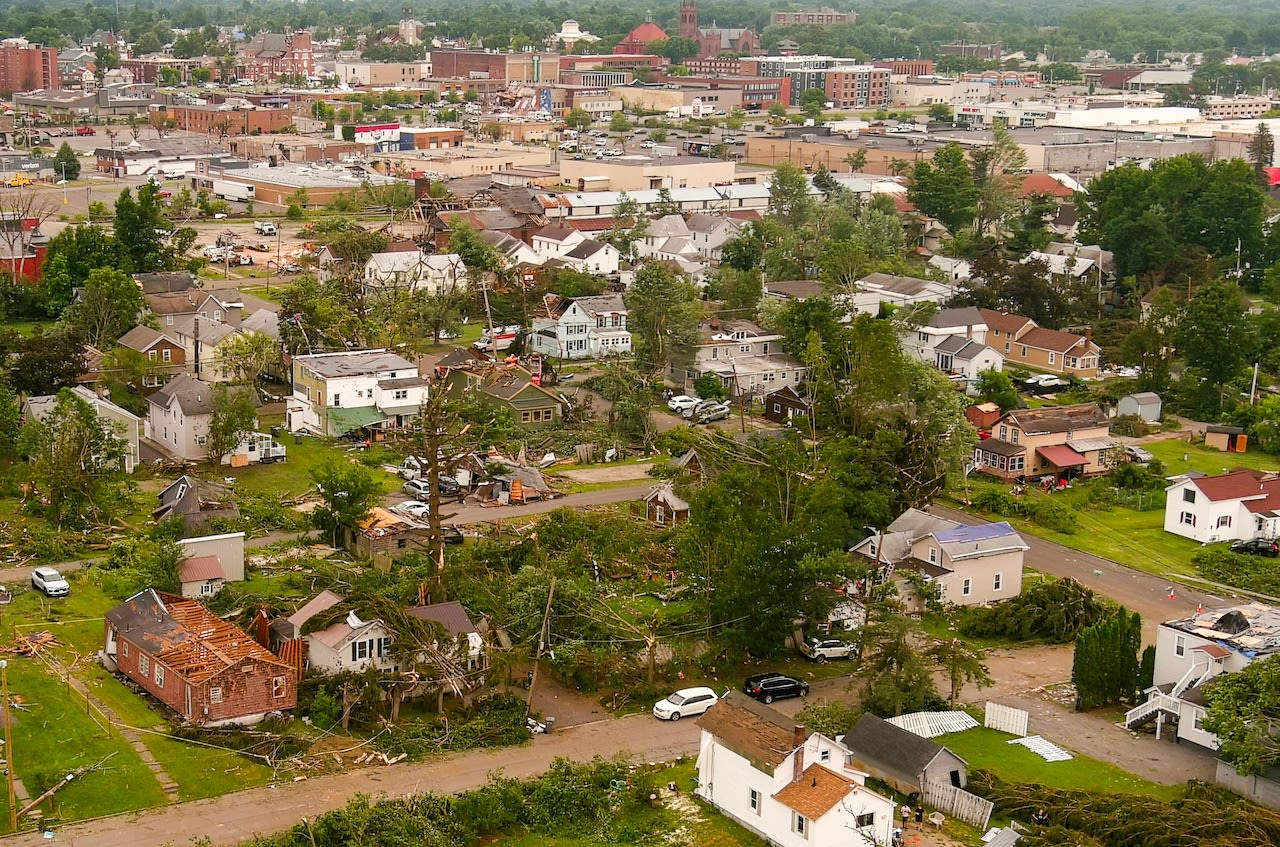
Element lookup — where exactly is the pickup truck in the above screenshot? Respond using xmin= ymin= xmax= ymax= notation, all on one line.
xmin=254 ymin=221 xmax=278 ymax=235
xmin=798 ymin=637 xmax=858 ymax=663
xmin=75 ymin=125 xmax=96 ymax=136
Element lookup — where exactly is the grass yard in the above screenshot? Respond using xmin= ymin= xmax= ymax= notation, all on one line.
xmin=0 ymin=658 xmax=167 ymax=832
xmin=1144 ymin=438 xmax=1280 ymax=477
xmin=199 ymin=430 xmax=402 ymax=500
xmin=938 ymin=727 xmax=1180 ymax=801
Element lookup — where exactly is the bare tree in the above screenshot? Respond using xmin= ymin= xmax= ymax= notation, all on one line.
xmin=0 ymin=189 xmax=57 ymax=281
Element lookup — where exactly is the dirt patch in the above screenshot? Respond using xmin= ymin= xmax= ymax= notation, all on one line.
xmin=555 ymin=463 xmax=656 ymax=483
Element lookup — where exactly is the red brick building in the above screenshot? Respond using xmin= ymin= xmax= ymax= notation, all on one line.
xmin=122 ymin=56 xmax=209 ymax=85
xmin=678 ymin=0 xmax=761 ymax=60
xmin=164 ymin=104 xmax=295 ymax=137
xmin=104 ymin=589 xmax=298 ymax=726
xmin=235 ymin=31 xmax=314 ymax=82
xmin=823 ymin=65 xmax=891 ymax=109
xmin=872 ymin=59 xmax=936 ymax=76
xmin=0 ymin=42 xmax=59 ymax=93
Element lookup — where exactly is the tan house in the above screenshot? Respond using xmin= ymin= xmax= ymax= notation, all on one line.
xmin=978 ymin=309 xmax=1100 ymax=378
xmin=974 ymin=403 xmax=1115 ymax=481
xmin=850 ymin=508 xmax=1029 ymax=610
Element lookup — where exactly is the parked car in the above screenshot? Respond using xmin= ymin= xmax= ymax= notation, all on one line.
xmin=440 ymin=525 xmax=465 ymax=545
xmin=1230 ymin=537 xmax=1280 ymax=557
xmin=31 ymin=566 xmax=70 ymax=597
xmin=799 ymin=637 xmax=858 ymax=663
xmin=652 ymin=686 xmax=719 ymax=721
xmin=667 ymin=394 xmax=701 ymax=414
xmin=404 ymin=477 xmax=461 ymax=498
xmin=640 ymin=140 xmax=657 ymax=148
xmin=695 ymin=403 xmax=732 ymax=424
xmin=393 ymin=500 xmax=431 ymax=519
xmin=1124 ymin=445 xmax=1154 ymax=464
xmin=682 ymin=399 xmax=720 ymax=420
xmin=743 ymin=673 xmax=809 ymax=704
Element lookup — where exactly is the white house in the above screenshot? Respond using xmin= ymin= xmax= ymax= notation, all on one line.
xmin=168 ymin=315 xmax=241 ymax=384
xmin=547 ymin=238 xmax=621 ymax=275
xmin=930 ymin=336 xmax=1004 ymax=380
xmin=684 ymin=319 xmax=807 ymax=398
xmin=23 ymin=386 xmax=142 ymax=473
xmin=147 ymin=374 xmax=219 ymax=461
xmin=1126 ymin=603 xmax=1280 ymax=750
xmin=901 ymin=306 xmax=1001 ymax=379
xmin=288 ymin=349 xmax=428 ymax=436
xmin=176 ymin=531 xmax=246 ymax=599
xmin=685 ymin=213 xmax=746 ymax=264
xmin=478 ymin=230 xmax=542 ymax=268
xmin=362 ymin=250 xmax=468 ymax=295
xmin=927 ymin=255 xmax=973 ymax=282
xmin=1162 ymin=469 xmax=1280 ymax=544
xmin=527 ymin=293 xmax=631 ymax=359
xmin=852 ymin=273 xmax=953 ymax=316
xmin=531 ymin=223 xmax=586 ymax=261
xmin=697 ymin=692 xmax=895 ymax=847
xmin=636 ymin=215 xmax=703 ymax=264
xmin=276 ymin=590 xmax=398 ymax=674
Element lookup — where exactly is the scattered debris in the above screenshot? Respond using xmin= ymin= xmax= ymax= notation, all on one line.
xmin=6 ymin=631 xmax=61 ymax=656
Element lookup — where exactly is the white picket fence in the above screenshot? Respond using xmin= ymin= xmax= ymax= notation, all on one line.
xmin=923 ymin=779 xmax=994 ymax=831
xmin=985 ymin=701 xmax=1030 ymax=737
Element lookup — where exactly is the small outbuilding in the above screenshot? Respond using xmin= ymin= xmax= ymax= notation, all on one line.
xmin=1204 ymin=424 xmax=1247 ymax=453
xmin=643 ymin=484 xmax=690 ymax=528
xmin=1117 ymin=392 xmax=1161 ymax=423
xmin=843 ymin=713 xmax=969 ymax=795
xmin=763 ymin=385 xmax=812 ymax=426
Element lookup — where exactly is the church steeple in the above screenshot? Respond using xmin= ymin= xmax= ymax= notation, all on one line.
xmin=679 ymin=0 xmax=700 ymax=40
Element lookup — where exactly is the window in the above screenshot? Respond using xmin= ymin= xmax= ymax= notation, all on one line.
xmin=999 ymin=426 xmax=1007 ymax=440
xmin=210 ymin=687 xmax=223 ymax=703
xmin=1175 ymin=635 xmax=1186 ymax=657
xmin=1183 ymin=489 xmax=1196 ymax=504
xmin=377 ymin=637 xmax=392 ymax=657
xmin=1217 ymin=515 xmax=1232 ymax=528
xmin=794 ymin=813 xmax=809 ymax=838
xmin=928 ymin=547 xmax=938 ymax=563
xmin=1020 ymin=345 xmax=1028 ymax=357
xmin=154 ymin=664 xmax=165 ymax=688
xmin=122 ymin=642 xmax=129 ymax=656
xmin=273 ymin=676 xmax=287 ymax=698
xmin=1004 ymin=342 xmax=1010 ymax=353
xmin=1193 ymin=710 xmax=1205 ymax=731
xmin=139 ymin=655 xmax=150 ymax=676
xmin=332 ymin=393 xmax=341 ymax=407
xmin=773 ymin=403 xmax=782 ymax=413
xmin=148 ymin=350 xmax=158 ymax=361
xmin=394 ymin=389 xmax=408 ymax=400
xmin=855 ymin=812 xmax=875 ymax=828
xmin=749 ymin=788 xmax=760 ymax=813
xmin=739 ymin=344 xmax=751 ymax=353
xmin=162 ymin=348 xmax=172 ymax=363
xmin=1180 ymin=511 xmax=1196 ymax=527
xmin=993 ymin=573 xmax=1003 ymax=591
xmin=962 ymin=578 xmax=972 ymax=596
xmin=868 ymin=541 xmax=877 ymax=557
xmin=352 ymin=640 xmax=371 ymax=661
xmin=819 ymin=749 xmax=831 ymax=762
xmin=200 ymin=582 xmax=214 ymax=595
xmin=656 ymin=504 xmax=666 ymax=525
xmin=1011 ymin=429 xmax=1019 ymax=444
xmin=1048 ymin=352 xmax=1056 ymax=365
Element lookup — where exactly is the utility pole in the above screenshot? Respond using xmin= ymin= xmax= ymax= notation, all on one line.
xmin=527 ymin=576 xmax=556 ymax=717
xmin=1 ymin=659 xmax=14 ymax=831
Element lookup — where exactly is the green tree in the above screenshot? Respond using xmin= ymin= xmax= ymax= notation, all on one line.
xmin=929 ymin=638 xmax=992 ymax=708
xmin=705 ymin=267 xmax=763 ymax=315
xmin=651 ymin=36 xmax=699 ymax=66
xmin=52 ymin=142 xmax=81 ymax=181
xmin=1204 ymin=654 xmax=1280 ymax=775
xmin=858 ymin=610 xmax=944 ymax=717
xmin=976 ymin=368 xmax=1020 ymax=412
xmin=310 ymin=458 xmax=382 ymax=548
xmin=767 ymin=161 xmax=815 ymax=230
xmin=800 ymin=87 xmax=828 ymax=118
xmin=216 ymin=330 xmax=279 ymax=388
xmin=624 ymin=263 xmax=701 ymax=375
xmin=609 ymin=111 xmax=633 ymax=134
xmin=969 ymin=120 xmax=1027 ymax=236
xmin=906 ymin=142 xmax=972 ymax=235
xmin=0 ymin=380 xmax=18 ymax=459
xmin=158 ymin=66 xmax=182 ymax=86
xmin=113 ymin=184 xmax=169 ymax=273
xmin=63 ymin=267 xmax=144 ymax=348
xmin=191 ymin=67 xmax=211 ymax=84
xmin=1248 ymin=122 xmax=1275 ymax=186
xmin=927 ymin=103 xmax=954 ymax=122
xmin=564 ymin=108 xmax=592 ymax=133
xmin=693 ymin=372 xmax=730 ymax=401
xmin=1175 ymin=281 xmax=1253 ymax=415
xmin=18 ymin=388 xmax=128 ymax=525
xmin=204 ymin=384 xmax=258 ymax=463
xmin=1072 ymin=607 xmax=1146 ymax=710
xmin=5 ymin=328 xmax=86 ymax=395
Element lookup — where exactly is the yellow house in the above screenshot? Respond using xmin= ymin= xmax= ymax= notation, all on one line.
xmin=979 ymin=309 xmax=1101 ymax=378
xmin=974 ymin=403 xmax=1115 ymax=481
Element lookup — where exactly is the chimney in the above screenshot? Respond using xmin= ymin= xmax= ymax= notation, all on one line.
xmin=792 ymin=724 xmax=806 ymax=782
xmin=1083 ymin=326 xmax=1092 ymax=343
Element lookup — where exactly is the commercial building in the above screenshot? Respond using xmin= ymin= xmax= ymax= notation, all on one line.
xmin=0 ymin=39 xmax=59 ymax=93
xmin=1202 ymin=95 xmax=1272 ymax=121
xmin=939 ymin=41 xmax=1003 ymax=60
xmin=559 ymin=155 xmax=737 ymax=192
xmin=333 ymin=61 xmax=432 ymax=87
xmin=428 ymin=49 xmax=558 ymax=83
xmin=771 ymin=7 xmax=857 ymax=25
xmin=611 ymin=81 xmax=743 ymax=114
xmin=121 ymin=56 xmax=207 ymax=85
xmin=872 ymin=59 xmax=935 ymax=76
xmin=653 ymin=73 xmax=791 ymax=109
xmin=162 ymin=103 xmax=295 ymax=137
xmin=823 ymin=65 xmax=890 ymax=109
xmin=235 ymin=31 xmax=315 ymax=82
xmin=193 ymin=160 xmax=404 ymax=207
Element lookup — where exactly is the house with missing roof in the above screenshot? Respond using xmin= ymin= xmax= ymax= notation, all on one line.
xmin=696 ymin=691 xmax=895 ymax=847
xmin=843 ymin=713 xmax=969 ymax=795
xmin=1125 ymin=603 xmax=1280 ymax=750
xmin=682 ymin=319 xmax=807 ymax=399
xmin=852 ymin=272 xmax=954 ymax=316
xmin=527 ymin=293 xmax=631 ymax=360
xmin=1162 ymin=469 xmax=1280 ymax=544
xmin=972 ymin=403 xmax=1115 ymax=482
xmin=287 ymin=349 xmax=427 ymax=437
xmin=850 ymin=508 xmax=1029 ymax=610
xmin=175 ymin=531 xmax=245 ymax=599
xmin=979 ymin=309 xmax=1100 ymax=378
xmin=103 ymin=589 xmax=297 ymax=726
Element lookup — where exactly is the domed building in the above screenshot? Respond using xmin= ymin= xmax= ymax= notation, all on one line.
xmin=552 ymin=20 xmax=601 ymax=52
xmin=613 ymin=16 xmax=669 ymax=55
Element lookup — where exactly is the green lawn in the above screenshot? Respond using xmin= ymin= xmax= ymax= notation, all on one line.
xmin=197 ymin=431 xmax=402 ymax=499
xmin=938 ymin=727 xmax=1180 ymax=800
xmin=1144 ymin=438 xmax=1280 ymax=476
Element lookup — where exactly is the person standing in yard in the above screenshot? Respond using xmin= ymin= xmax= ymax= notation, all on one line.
xmin=915 ymin=805 xmax=924 ymax=830
xmin=901 ymin=804 xmax=911 ymax=830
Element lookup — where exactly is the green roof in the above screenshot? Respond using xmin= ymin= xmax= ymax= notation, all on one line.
xmin=325 ymin=406 xmax=386 ymax=435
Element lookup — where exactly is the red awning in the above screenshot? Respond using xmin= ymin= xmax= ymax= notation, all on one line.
xmin=1038 ymin=444 xmax=1087 ymax=467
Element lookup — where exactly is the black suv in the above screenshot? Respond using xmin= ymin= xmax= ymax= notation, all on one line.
xmin=743 ymin=673 xmax=810 ymax=704
xmin=1230 ymin=538 xmax=1280 ymax=557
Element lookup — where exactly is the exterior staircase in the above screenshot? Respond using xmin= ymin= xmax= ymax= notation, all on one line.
xmin=1124 ymin=691 xmax=1181 ymax=729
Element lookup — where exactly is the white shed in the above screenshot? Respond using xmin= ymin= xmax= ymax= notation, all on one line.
xmin=1117 ymin=392 xmax=1161 ymax=423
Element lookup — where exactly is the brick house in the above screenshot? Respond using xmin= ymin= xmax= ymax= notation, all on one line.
xmin=103 ymin=589 xmax=297 ymax=726
xmin=978 ymin=309 xmax=1100 ymax=378
xmin=117 ymin=325 xmax=187 ymax=389
xmin=644 ymin=484 xmax=689 ymax=527
xmin=973 ymin=403 xmax=1115 ymax=481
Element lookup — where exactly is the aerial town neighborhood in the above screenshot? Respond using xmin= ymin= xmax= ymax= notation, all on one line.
xmin=3 ymin=0 xmax=1280 ymax=845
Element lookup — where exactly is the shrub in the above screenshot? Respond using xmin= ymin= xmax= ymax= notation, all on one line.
xmin=959 ymin=577 xmax=1109 ymax=643
xmin=1193 ymin=548 xmax=1280 ymax=596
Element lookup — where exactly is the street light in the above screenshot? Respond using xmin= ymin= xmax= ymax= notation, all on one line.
xmin=60 ymin=162 xmax=67 ymax=205
xmin=1 ymin=658 xmax=14 ymax=830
